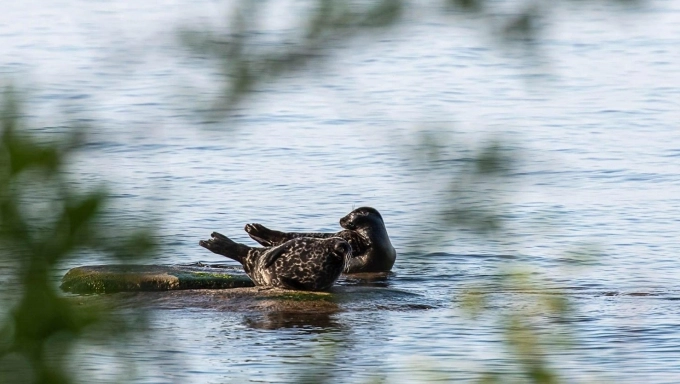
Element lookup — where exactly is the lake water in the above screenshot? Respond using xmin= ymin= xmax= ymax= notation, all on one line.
xmin=3 ymin=0 xmax=680 ymax=382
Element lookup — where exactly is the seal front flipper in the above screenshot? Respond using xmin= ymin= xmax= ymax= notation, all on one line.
xmin=261 ymin=241 xmax=295 ymax=268
xmin=278 ymin=276 xmax=309 ymax=291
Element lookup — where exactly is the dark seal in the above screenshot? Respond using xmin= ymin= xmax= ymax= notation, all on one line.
xmin=199 ymin=233 xmax=353 ymax=291
xmin=245 ymin=207 xmax=396 ymax=274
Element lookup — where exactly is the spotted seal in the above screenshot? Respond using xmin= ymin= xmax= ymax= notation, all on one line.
xmin=199 ymin=233 xmax=353 ymax=291
xmin=245 ymin=207 xmax=396 ymax=274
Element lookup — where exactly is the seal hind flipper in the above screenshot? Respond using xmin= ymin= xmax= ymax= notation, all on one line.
xmin=245 ymin=223 xmax=341 ymax=246
xmin=199 ymin=232 xmax=250 ymax=264
xmin=244 ymin=223 xmax=280 ymax=247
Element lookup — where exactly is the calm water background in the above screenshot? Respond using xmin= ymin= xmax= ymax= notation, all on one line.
xmin=3 ymin=0 xmax=680 ymax=382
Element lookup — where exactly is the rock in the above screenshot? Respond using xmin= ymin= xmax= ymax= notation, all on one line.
xmin=61 ymin=264 xmax=255 ymax=294
xmin=61 ymin=264 xmax=439 ymax=324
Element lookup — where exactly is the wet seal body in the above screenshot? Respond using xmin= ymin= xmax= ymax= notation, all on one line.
xmin=245 ymin=207 xmax=396 ymax=274
xmin=199 ymin=233 xmax=352 ymax=291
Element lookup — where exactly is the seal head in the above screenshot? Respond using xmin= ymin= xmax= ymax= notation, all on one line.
xmin=339 ymin=207 xmax=396 ymax=273
xmin=340 ymin=206 xmax=383 ymax=230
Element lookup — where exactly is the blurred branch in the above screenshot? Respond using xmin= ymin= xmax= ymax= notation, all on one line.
xmin=179 ymin=0 xmax=403 ymax=117
xmin=423 ymin=134 xmax=517 ymax=235
xmin=180 ymin=0 xmax=640 ymax=119
xmin=0 ymin=87 xmax=156 ymax=384
xmin=412 ymin=130 xmax=583 ymax=383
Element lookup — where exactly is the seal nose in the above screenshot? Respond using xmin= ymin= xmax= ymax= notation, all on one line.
xmin=340 ymin=215 xmax=355 ymax=230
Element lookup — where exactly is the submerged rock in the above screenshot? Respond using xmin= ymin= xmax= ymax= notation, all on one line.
xmin=79 ymin=285 xmax=431 ymax=314
xmin=61 ymin=264 xmax=438 ymax=320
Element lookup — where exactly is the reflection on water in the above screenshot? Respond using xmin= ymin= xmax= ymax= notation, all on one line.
xmin=243 ymin=311 xmax=343 ymax=332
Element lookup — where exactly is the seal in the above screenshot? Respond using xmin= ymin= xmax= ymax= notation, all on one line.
xmin=244 ymin=207 xmax=396 ymax=274
xmin=199 ymin=233 xmax=353 ymax=291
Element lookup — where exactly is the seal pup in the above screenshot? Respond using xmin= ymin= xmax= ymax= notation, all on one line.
xmin=199 ymin=233 xmax=352 ymax=291
xmin=245 ymin=207 xmax=396 ymax=274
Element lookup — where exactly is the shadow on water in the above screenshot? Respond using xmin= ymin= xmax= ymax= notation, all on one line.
xmin=336 ymin=271 xmax=393 ymax=288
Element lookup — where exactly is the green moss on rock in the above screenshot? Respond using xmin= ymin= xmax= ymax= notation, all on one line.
xmin=61 ymin=265 xmax=254 ymax=294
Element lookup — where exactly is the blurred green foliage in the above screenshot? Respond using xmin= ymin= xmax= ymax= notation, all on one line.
xmin=0 ymin=87 xmax=155 ymax=384
xmin=180 ymin=0 xmax=403 ymax=116
xmin=181 ymin=0 xmax=639 ymax=116
xmin=462 ymin=269 xmax=572 ymax=384
xmin=419 ymin=133 xmax=573 ymax=383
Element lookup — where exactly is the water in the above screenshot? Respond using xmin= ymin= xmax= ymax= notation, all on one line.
xmin=3 ymin=0 xmax=680 ymax=382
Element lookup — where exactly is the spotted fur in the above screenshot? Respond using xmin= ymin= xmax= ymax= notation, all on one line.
xmin=244 ymin=207 xmax=396 ymax=274
xmin=199 ymin=233 xmax=352 ymax=291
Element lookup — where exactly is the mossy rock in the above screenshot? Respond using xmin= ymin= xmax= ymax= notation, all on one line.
xmin=61 ymin=264 xmax=439 ymax=319
xmin=61 ymin=264 xmax=255 ymax=294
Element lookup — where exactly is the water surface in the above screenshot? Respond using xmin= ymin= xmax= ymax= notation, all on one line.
xmin=2 ymin=1 xmax=680 ymax=382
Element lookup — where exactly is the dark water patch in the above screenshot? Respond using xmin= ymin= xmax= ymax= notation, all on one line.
xmin=185 ymin=145 xmax=230 ymax=151
xmin=81 ymin=140 xmax=125 ymax=151
xmin=595 ymin=290 xmax=680 ymax=298
xmin=322 ymin=119 xmax=357 ymax=125
xmin=337 ymin=272 xmax=393 ymax=288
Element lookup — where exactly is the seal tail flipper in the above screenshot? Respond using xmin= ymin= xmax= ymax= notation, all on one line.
xmin=199 ymin=232 xmax=250 ymax=264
